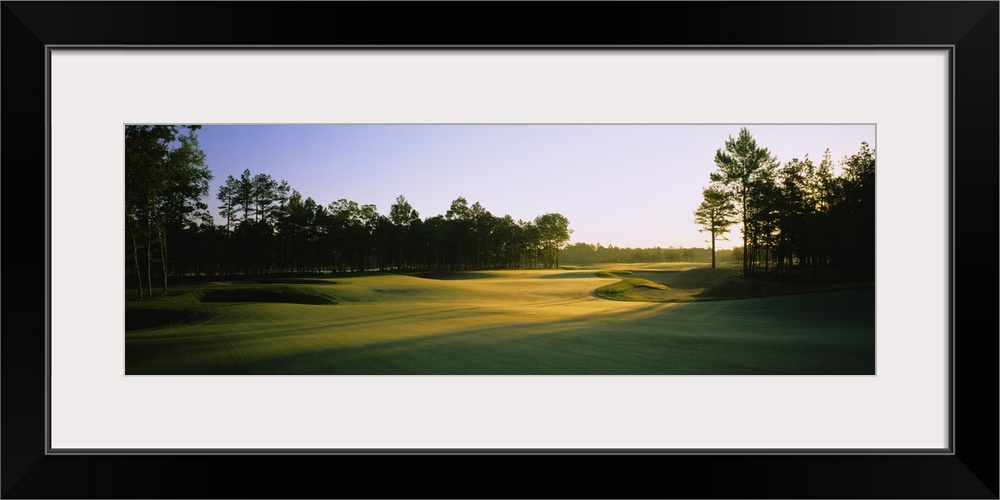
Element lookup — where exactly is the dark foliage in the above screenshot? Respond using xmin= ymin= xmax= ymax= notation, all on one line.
xmin=705 ymin=129 xmax=876 ymax=280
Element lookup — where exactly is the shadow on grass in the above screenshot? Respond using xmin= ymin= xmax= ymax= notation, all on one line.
xmin=201 ymin=288 xmax=336 ymax=305
xmin=412 ymin=271 xmax=505 ymax=280
xmin=536 ymin=271 xmax=608 ymax=279
xmin=127 ymin=289 xmax=876 ymax=376
xmin=237 ymin=278 xmax=340 ymax=285
xmin=125 ymin=308 xmax=196 ymax=331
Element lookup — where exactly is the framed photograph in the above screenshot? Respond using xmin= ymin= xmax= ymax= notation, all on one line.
xmin=4 ymin=2 xmax=996 ymax=498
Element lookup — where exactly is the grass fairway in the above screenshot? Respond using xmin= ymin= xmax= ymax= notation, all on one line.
xmin=125 ymin=267 xmax=875 ymax=375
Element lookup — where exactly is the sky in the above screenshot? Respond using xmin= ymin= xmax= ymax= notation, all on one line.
xmin=192 ymin=124 xmax=875 ymax=250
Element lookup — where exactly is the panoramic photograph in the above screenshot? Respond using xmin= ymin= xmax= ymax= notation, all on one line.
xmin=124 ymin=124 xmax=876 ymax=375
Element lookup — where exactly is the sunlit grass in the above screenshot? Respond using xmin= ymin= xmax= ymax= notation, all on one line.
xmin=125 ymin=268 xmax=875 ymax=375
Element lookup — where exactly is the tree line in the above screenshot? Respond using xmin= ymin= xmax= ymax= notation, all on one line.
xmin=559 ymin=242 xmax=737 ymax=265
xmin=125 ymin=125 xmax=572 ymax=297
xmin=695 ymin=128 xmax=875 ymax=279
xmin=125 ymin=125 xmax=210 ymax=299
xmin=200 ymin=186 xmax=572 ymax=277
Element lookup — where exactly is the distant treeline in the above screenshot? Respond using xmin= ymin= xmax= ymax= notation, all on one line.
xmin=558 ymin=243 xmax=736 ymax=265
xmin=125 ymin=126 xmax=573 ymax=298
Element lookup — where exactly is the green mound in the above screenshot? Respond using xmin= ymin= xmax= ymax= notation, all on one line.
xmin=594 ymin=278 xmax=670 ymax=302
xmin=592 ymin=270 xmax=635 ymax=279
xmin=200 ymin=288 xmax=336 ymax=305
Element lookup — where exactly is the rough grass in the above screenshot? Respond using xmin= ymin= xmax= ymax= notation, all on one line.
xmin=125 ymin=268 xmax=875 ymax=375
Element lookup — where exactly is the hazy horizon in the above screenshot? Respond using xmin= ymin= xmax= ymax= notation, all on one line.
xmin=193 ymin=124 xmax=875 ymax=250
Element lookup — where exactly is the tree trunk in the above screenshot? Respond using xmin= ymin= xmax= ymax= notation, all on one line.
xmin=741 ymin=189 xmax=749 ymax=278
xmin=145 ymin=223 xmax=154 ymax=297
xmin=710 ymin=229 xmax=717 ymax=269
xmin=159 ymin=225 xmax=169 ymax=293
xmin=131 ymin=232 xmax=144 ymax=299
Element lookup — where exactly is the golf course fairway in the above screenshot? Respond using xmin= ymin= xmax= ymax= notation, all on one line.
xmin=125 ymin=266 xmax=875 ymax=375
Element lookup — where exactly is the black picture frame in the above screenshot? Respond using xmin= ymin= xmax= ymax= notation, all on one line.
xmin=2 ymin=2 xmax=996 ymax=498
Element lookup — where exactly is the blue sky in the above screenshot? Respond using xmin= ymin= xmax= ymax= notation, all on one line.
xmin=193 ymin=124 xmax=875 ymax=249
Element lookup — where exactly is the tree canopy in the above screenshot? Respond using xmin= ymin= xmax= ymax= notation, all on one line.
xmin=125 ymin=125 xmax=211 ymax=297
xmin=709 ymin=127 xmax=780 ymax=277
xmin=699 ymin=129 xmax=876 ymax=280
xmin=693 ymin=186 xmax=737 ymax=269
